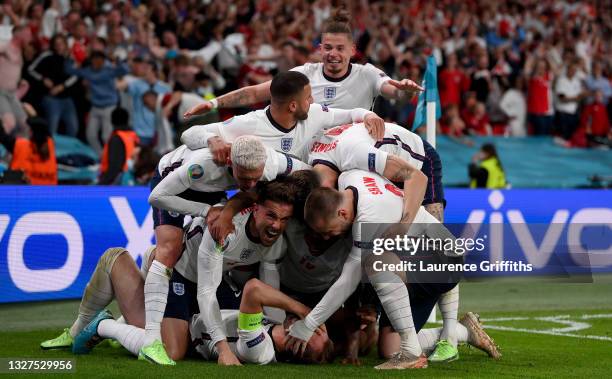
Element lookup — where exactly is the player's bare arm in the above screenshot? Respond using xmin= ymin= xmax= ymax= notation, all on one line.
xmin=382 ymin=154 xmax=427 ymax=225
xmin=184 ymin=81 xmax=272 ymax=118
xmin=380 ymin=79 xmax=424 ymax=101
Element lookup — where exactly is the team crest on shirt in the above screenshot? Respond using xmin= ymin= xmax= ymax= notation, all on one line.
xmin=173 ymin=282 xmax=185 ymax=296
xmin=281 ymin=138 xmax=293 ymax=152
xmin=323 ymin=86 xmax=336 ymax=100
xmin=240 ymin=248 xmax=254 ymax=260
xmin=188 ymin=164 xmax=204 ymax=180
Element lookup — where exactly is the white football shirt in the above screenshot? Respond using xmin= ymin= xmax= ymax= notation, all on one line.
xmin=291 ymin=62 xmax=390 ymax=110
xmin=308 ymin=122 xmax=426 ymax=177
xmin=180 ymin=105 xmax=373 ymax=161
xmin=197 ymin=208 xmax=285 ymax=345
xmin=151 ymin=145 xmax=310 ymax=217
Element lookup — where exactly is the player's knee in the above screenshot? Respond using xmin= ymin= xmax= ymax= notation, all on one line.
xmin=243 ymin=278 xmax=264 ymax=298
xmin=98 ymin=247 xmax=129 ymax=275
xmin=154 ymin=238 xmax=182 ymax=266
xmin=165 ymin=343 xmax=186 ymax=361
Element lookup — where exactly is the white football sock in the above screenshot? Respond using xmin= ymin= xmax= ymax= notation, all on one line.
xmin=438 ymin=285 xmax=459 ymax=346
xmin=143 ymin=260 xmax=171 ymax=345
xmin=418 ymin=324 xmax=469 ymax=354
xmin=97 ymin=319 xmax=144 ymax=356
xmin=69 ymin=248 xmax=125 ymax=337
xmin=370 ymin=273 xmax=422 ymax=357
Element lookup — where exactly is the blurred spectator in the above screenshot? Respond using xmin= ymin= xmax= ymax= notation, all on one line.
xmin=525 ymin=57 xmax=556 ymax=135
xmin=98 ymin=107 xmax=139 ymax=185
xmin=461 ymin=92 xmax=492 ymax=136
xmin=0 ymin=117 xmax=57 ymax=185
xmin=117 ymin=61 xmax=171 ymax=146
xmin=469 ymin=143 xmax=506 ymax=189
xmin=573 ymin=90 xmax=611 ymax=148
xmin=0 ymin=25 xmax=31 ymax=135
xmin=439 ymin=53 xmax=469 ymax=108
xmin=585 ymin=62 xmax=611 ymax=105
xmin=499 ymin=76 xmax=527 ymax=137
xmin=554 ymin=61 xmax=584 ymax=141
xmin=28 ymin=34 xmax=79 ymax=136
xmin=65 ymin=50 xmax=128 ymax=155
xmin=470 ymin=53 xmax=492 ymax=103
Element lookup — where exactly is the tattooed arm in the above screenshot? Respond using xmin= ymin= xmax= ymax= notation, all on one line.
xmin=184 ymin=81 xmax=272 ymax=117
xmin=217 ymin=81 xmax=272 ymax=108
xmin=382 ymin=154 xmax=427 ymax=226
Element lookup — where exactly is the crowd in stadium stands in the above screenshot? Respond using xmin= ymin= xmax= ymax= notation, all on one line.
xmin=0 ymin=0 xmax=610 ymax=184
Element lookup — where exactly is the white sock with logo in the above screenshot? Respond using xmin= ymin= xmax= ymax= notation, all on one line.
xmin=143 ymin=260 xmax=171 ymax=345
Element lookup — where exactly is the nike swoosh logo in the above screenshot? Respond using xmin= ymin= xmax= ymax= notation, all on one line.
xmin=233 ymin=290 xmax=242 ymax=298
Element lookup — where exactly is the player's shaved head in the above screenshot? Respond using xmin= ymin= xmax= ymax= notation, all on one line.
xmin=270 ymin=71 xmax=310 ymax=103
xmin=304 ymin=187 xmax=343 ymax=226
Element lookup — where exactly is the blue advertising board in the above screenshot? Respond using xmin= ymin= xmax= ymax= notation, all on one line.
xmin=0 ymin=186 xmax=610 ymax=303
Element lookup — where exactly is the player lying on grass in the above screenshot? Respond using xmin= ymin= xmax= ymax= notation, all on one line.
xmin=308 ymin=121 xmax=461 ymax=362
xmin=144 ymin=135 xmax=308 ymax=365
xmin=286 ymin=169 xmax=459 ymax=369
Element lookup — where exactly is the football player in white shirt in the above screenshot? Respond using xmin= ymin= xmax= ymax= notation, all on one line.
xmin=149 ymin=135 xmax=310 ymax=218
xmin=179 ymin=71 xmax=385 ymax=163
xmin=196 ymin=179 xmax=296 ymax=365
xmin=182 ymin=10 xmax=423 ymax=117
xmin=142 ymin=136 xmax=307 ymax=365
xmin=286 ymin=170 xmax=461 ymax=369
xmin=308 ymin=122 xmax=459 ymax=361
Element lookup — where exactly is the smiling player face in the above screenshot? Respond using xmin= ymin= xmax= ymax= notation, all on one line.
xmin=253 ymin=200 xmax=293 ymax=246
xmin=320 ymin=33 xmax=355 ymax=76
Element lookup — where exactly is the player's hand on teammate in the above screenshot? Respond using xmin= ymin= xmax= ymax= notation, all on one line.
xmin=183 ymin=100 xmax=215 ymax=118
xmin=363 ymin=113 xmax=385 ymax=141
xmin=388 ymin=78 xmax=424 ymax=93
xmin=208 ymin=211 xmax=236 ymax=245
xmin=208 ymin=137 xmax=232 ymax=166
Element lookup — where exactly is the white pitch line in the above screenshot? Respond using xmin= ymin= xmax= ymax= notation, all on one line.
xmin=482 ymin=324 xmax=612 ymax=342
xmin=479 ymin=317 xmax=530 ymax=322
xmin=579 ymin=314 xmax=612 ymax=319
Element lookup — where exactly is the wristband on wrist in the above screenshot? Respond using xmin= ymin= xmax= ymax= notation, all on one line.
xmin=210 ymin=98 xmax=219 ymax=109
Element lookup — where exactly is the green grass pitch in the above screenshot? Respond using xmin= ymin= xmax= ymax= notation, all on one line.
xmin=2 ymin=276 xmax=611 ymax=378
